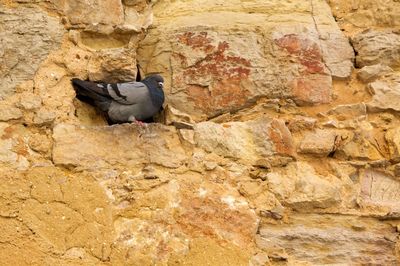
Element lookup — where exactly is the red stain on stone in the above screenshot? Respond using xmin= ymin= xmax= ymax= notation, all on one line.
xmin=14 ymin=137 xmax=28 ymax=156
xmin=177 ymin=32 xmax=214 ymax=53
xmin=175 ymin=32 xmax=252 ymax=114
xmin=1 ymin=126 xmax=14 ymax=140
xmin=187 ymin=80 xmax=249 ymax=114
xmin=275 ymin=34 xmax=332 ymax=105
xmin=275 ymin=34 xmax=325 ymax=74
xmin=267 ymin=119 xmax=295 ymax=157
xmin=184 ymin=40 xmax=250 ymax=80
xmin=300 ymin=58 xmax=324 ymax=74
xmin=173 ymin=52 xmax=188 ymax=67
xmin=177 ymin=192 xmax=257 ymax=247
xmin=292 ymin=76 xmax=332 ymax=105
xmin=275 ymin=34 xmax=302 ymax=54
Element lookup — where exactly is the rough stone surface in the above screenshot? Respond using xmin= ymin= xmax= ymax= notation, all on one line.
xmin=337 ymin=129 xmax=383 ymax=161
xmin=138 ymin=0 xmax=354 ymax=121
xmin=352 ymin=30 xmax=400 ymax=68
xmin=329 ymin=0 xmax=400 ymax=29
xmin=0 ymin=5 xmax=65 ymax=99
xmin=64 ymin=0 xmax=124 ymax=29
xmin=298 ymin=129 xmax=337 ymax=156
xmin=326 ymin=103 xmax=367 ymax=121
xmin=194 ymin=118 xmax=295 ymax=164
xmin=52 ymin=123 xmax=187 ymax=169
xmin=1 ymin=0 xmax=400 ymax=265
xmin=257 ymin=214 xmax=398 ymax=265
xmin=359 ymin=169 xmax=400 ymax=216
xmin=358 ymin=64 xmax=394 ymax=83
xmin=367 ymin=76 xmax=400 ymax=113
xmin=386 ymin=127 xmax=400 ymax=162
xmin=266 ymin=162 xmax=342 ymax=210
xmin=0 ymin=104 xmax=22 ymax=121
xmin=0 ymin=123 xmax=29 ymax=170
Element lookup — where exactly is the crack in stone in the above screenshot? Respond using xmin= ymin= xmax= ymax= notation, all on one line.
xmin=310 ymin=0 xmax=331 ymax=76
xmin=310 ymin=0 xmax=322 ymax=39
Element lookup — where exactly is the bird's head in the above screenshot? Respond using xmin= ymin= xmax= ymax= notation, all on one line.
xmin=144 ymin=74 xmax=164 ymax=90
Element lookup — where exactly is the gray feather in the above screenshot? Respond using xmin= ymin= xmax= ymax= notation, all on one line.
xmin=107 ymin=82 xmax=149 ymax=105
xmin=107 ymin=89 xmax=157 ymax=122
xmin=71 ymin=75 xmax=165 ymax=124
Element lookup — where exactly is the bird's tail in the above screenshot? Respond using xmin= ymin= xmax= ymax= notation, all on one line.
xmin=71 ymin=78 xmax=111 ymax=111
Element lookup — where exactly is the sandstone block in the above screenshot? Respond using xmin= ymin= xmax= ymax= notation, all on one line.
xmin=367 ymin=77 xmax=400 ymax=113
xmin=64 ymin=0 xmax=124 ymax=29
xmin=386 ymin=127 xmax=400 ymax=161
xmin=0 ymin=6 xmax=64 ymax=98
xmin=257 ymin=214 xmax=398 ymax=265
xmin=359 ymin=169 xmax=400 ymax=215
xmin=0 ymin=105 xmax=22 ymax=122
xmin=326 ymin=103 xmax=367 ymax=121
xmin=52 ymin=123 xmax=187 ymax=169
xmin=298 ymin=129 xmax=337 ymax=156
xmin=194 ymin=118 xmax=295 ymax=164
xmin=352 ymin=30 xmax=400 ymax=68
xmin=266 ymin=162 xmax=341 ymax=210
xmin=357 ymin=64 xmax=394 ymax=83
xmin=137 ymin=0 xmax=353 ymax=120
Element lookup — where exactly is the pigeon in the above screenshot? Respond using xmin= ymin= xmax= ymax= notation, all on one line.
xmin=71 ymin=74 xmax=165 ymax=124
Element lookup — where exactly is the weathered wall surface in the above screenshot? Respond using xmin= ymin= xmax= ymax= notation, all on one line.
xmin=0 ymin=0 xmax=399 ymax=265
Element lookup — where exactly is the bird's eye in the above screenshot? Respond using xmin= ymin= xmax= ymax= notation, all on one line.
xmin=158 ymin=82 xmax=164 ymax=87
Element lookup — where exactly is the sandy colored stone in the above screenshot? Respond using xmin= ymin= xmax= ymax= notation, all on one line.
xmin=118 ymin=5 xmax=153 ymax=33
xmin=0 ymin=123 xmax=29 ymax=170
xmin=138 ymin=0 xmax=353 ymax=120
xmin=0 ymin=5 xmax=64 ymax=98
xmin=367 ymin=77 xmax=400 ymax=113
xmin=266 ymin=162 xmax=342 ymax=210
xmin=257 ymin=214 xmax=398 ymax=265
xmin=64 ymin=0 xmax=124 ymax=30
xmin=2 ymin=0 xmax=400 ymax=265
xmin=194 ymin=118 xmax=294 ymax=164
xmin=33 ymin=108 xmax=56 ymax=125
xmin=0 ymin=167 xmax=112 ymax=265
xmin=87 ymin=47 xmax=138 ymax=82
xmin=163 ymin=105 xmax=195 ymax=129
xmin=336 ymin=123 xmax=383 ymax=161
xmin=352 ymin=30 xmax=400 ymax=68
xmin=386 ymin=127 xmax=400 ymax=161
xmin=169 ymin=237 xmax=252 ymax=266
xmin=17 ymin=93 xmax=42 ymax=110
xmin=326 ymin=103 xmax=367 ymax=121
xmin=177 ymin=181 xmax=259 ymax=248
xmin=298 ymin=129 xmax=337 ymax=156
xmin=28 ymin=133 xmax=52 ymax=154
xmin=358 ymin=169 xmax=400 ymax=216
xmin=329 ymin=0 xmax=400 ymax=29
xmin=287 ymin=116 xmax=317 ymax=132
xmin=52 ymin=123 xmax=187 ymax=169
xmin=0 ymin=104 xmax=22 ymax=121
xmin=107 ymin=171 xmax=258 ymax=263
xmin=357 ymin=64 xmax=394 ymax=83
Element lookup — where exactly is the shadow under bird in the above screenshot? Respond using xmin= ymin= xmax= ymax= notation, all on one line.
xmin=71 ymin=74 xmax=165 ymax=124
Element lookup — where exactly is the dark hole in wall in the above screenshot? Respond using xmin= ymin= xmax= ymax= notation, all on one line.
xmin=136 ymin=64 xmax=142 ymax=82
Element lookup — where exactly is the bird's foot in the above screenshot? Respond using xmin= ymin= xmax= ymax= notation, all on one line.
xmin=133 ymin=120 xmax=146 ymax=127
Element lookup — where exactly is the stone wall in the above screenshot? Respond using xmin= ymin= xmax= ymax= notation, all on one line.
xmin=0 ymin=0 xmax=399 ymax=265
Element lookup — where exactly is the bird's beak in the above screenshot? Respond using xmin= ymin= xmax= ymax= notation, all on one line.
xmin=158 ymin=82 xmax=164 ymax=88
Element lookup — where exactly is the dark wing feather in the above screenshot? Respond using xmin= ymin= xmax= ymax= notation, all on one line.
xmin=71 ymin=78 xmax=111 ymax=111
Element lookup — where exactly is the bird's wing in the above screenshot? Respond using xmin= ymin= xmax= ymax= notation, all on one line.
xmin=72 ymin=78 xmax=112 ymax=111
xmin=72 ymin=79 xmax=109 ymax=96
xmin=106 ymin=81 xmax=149 ymax=105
